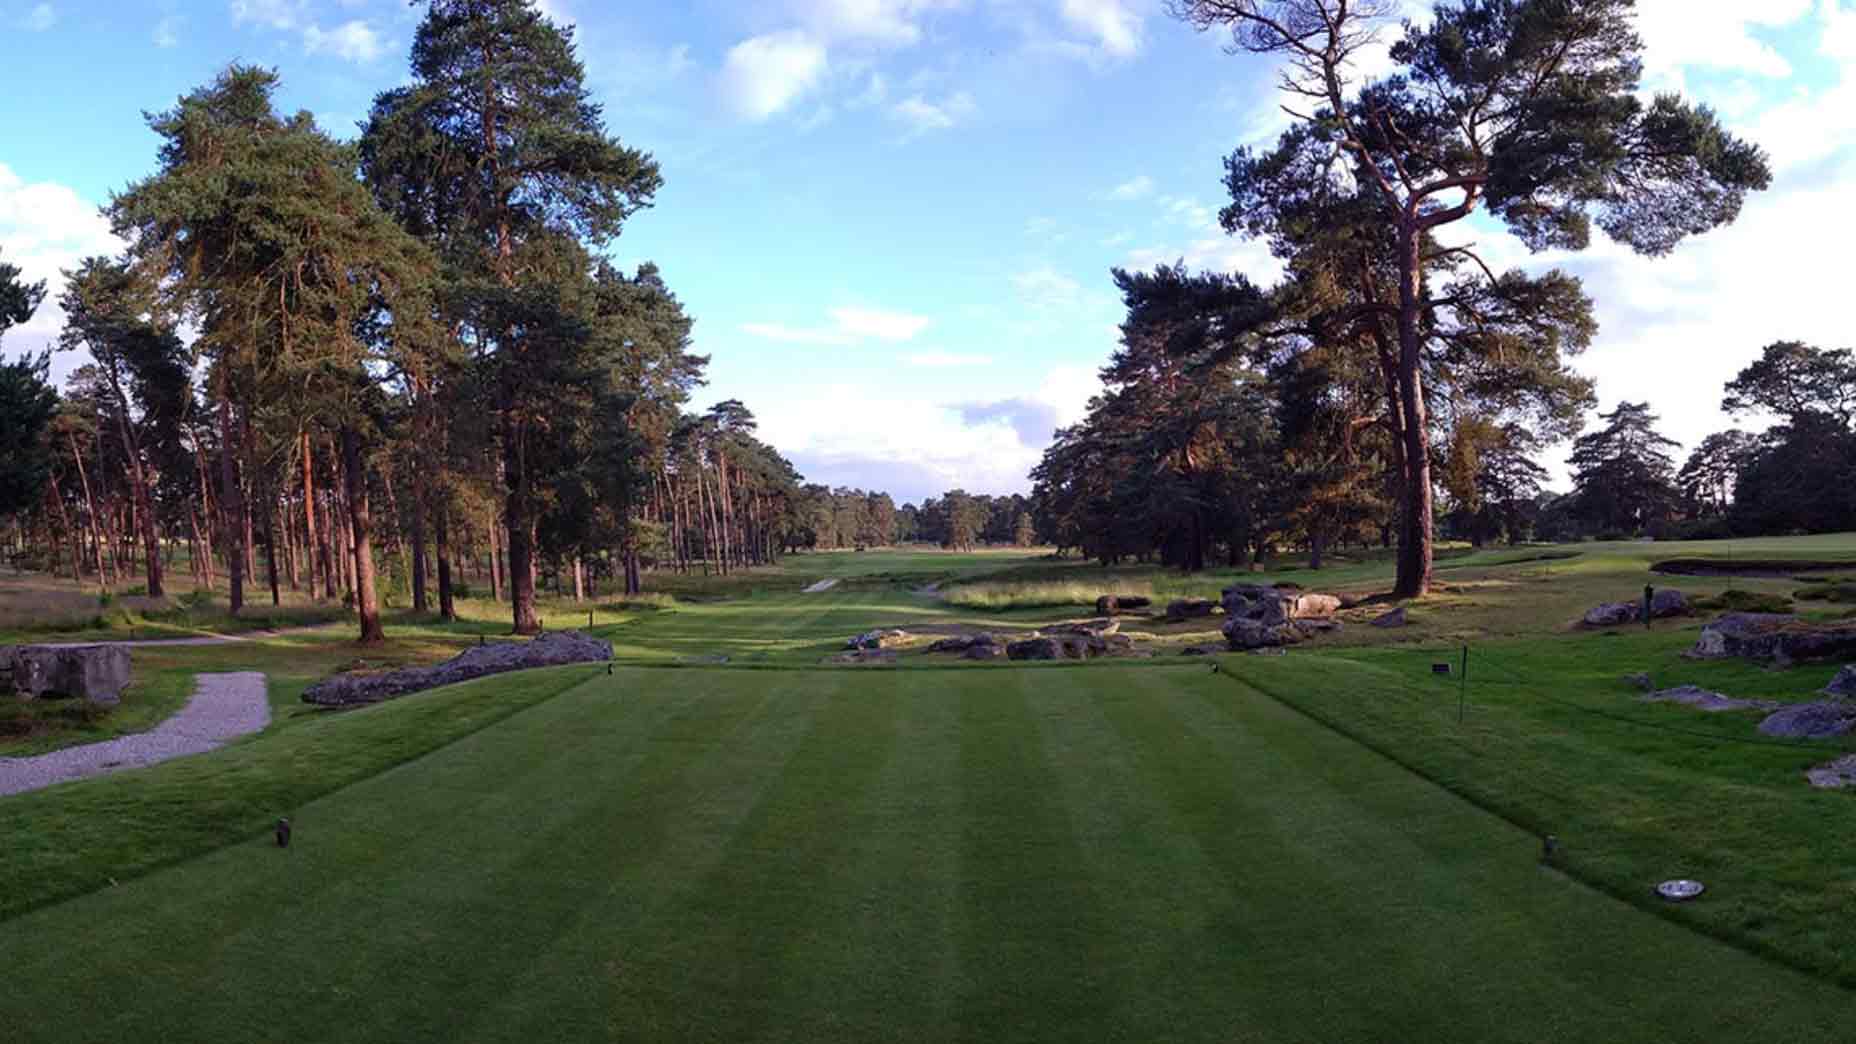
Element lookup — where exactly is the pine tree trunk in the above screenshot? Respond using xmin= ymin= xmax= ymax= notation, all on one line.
xmin=301 ymin=432 xmax=323 ymax=600
xmin=1393 ymin=222 xmax=1435 ymax=598
xmin=342 ymin=426 xmax=385 ymax=643
xmin=217 ymin=395 xmax=245 ymax=613
xmin=46 ymin=475 xmax=81 ymax=584
xmin=70 ymin=432 xmax=108 ymax=591
xmin=264 ymin=493 xmax=281 ymax=607
xmin=487 ymin=507 xmax=503 ymax=603
xmin=434 ymin=497 xmax=456 ymax=622
xmin=410 ymin=475 xmax=429 ymax=614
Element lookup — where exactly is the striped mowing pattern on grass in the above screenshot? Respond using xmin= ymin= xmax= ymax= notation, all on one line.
xmin=2 ymin=666 xmax=1848 ymax=1042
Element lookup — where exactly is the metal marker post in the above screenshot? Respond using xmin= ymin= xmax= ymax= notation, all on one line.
xmin=1458 ymin=645 xmax=1470 ymax=723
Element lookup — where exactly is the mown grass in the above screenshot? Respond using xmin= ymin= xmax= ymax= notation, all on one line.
xmin=1230 ymin=626 xmax=1856 ymax=987
xmin=0 ymin=662 xmax=595 ymax=922
xmin=3 ymin=665 xmax=1850 ymax=1042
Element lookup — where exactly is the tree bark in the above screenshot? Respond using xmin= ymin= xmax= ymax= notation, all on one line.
xmin=66 ymin=432 xmax=108 ymax=590
xmin=1393 ymin=222 xmax=1435 ymax=598
xmin=217 ymin=394 xmax=245 ymax=613
xmin=410 ymin=474 xmax=429 ymax=613
xmin=264 ymin=494 xmax=281 ymax=607
xmin=301 ymin=432 xmax=324 ymax=600
xmin=341 ymin=426 xmax=385 ymax=644
xmin=434 ymin=497 xmax=456 ymax=621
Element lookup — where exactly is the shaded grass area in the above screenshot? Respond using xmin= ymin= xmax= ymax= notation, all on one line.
xmin=2 ymin=665 xmax=1849 ymax=1042
xmin=1228 ymin=628 xmax=1856 ymax=987
xmin=0 ymin=662 xmax=595 ymax=922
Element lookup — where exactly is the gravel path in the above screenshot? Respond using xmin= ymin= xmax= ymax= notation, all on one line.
xmin=802 ymin=578 xmax=839 ymax=593
xmin=0 ymin=672 xmax=269 ymax=797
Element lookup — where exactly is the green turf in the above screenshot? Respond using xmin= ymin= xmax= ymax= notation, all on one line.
xmin=2 ymin=666 xmax=1850 ymax=1041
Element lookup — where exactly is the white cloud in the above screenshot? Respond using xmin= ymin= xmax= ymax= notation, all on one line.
xmin=905 ymin=351 xmax=993 ymax=367
xmin=794 ymin=0 xmax=948 ymax=46
xmin=1012 ymin=266 xmax=1083 ymax=308
xmin=0 ymin=164 xmax=124 ymax=349
xmin=720 ymin=30 xmax=829 ymax=120
xmin=22 ymin=3 xmax=53 ymax=30
xmin=1825 ymin=0 xmax=1856 ymax=61
xmin=153 ymin=15 xmax=181 ymax=48
xmin=1633 ymin=0 xmax=1813 ymax=90
xmin=832 ymin=306 xmax=931 ymax=340
xmin=229 ymin=0 xmax=303 ymax=30
xmin=303 ymin=20 xmax=386 ymax=62
xmin=890 ymin=91 xmax=975 ymax=134
xmin=1058 ymin=0 xmax=1143 ymax=58
xmin=742 ymin=306 xmax=930 ymax=345
xmin=1107 ymin=174 xmax=1154 ymax=200
xmin=756 ymin=364 xmax=1102 ymax=501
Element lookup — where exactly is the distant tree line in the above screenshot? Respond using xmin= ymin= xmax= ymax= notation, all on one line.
xmin=1537 ymin=342 xmax=1856 ymax=541
xmin=0 ymin=2 xmax=814 ymax=642
xmin=786 ymin=487 xmax=1036 ymax=552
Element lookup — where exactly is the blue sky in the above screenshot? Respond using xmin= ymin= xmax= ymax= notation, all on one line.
xmin=3 ymin=1 xmax=1854 ymax=504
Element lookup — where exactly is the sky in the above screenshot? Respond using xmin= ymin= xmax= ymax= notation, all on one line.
xmin=2 ymin=0 xmax=1853 ymax=505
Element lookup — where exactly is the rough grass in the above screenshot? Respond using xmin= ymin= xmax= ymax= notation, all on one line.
xmin=3 ymin=665 xmax=1850 ymax=1042
xmin=1233 ymin=628 xmax=1856 ymax=988
xmin=940 ymin=577 xmax=1155 ymax=611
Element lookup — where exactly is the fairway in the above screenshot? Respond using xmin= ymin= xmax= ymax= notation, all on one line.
xmin=3 ymin=665 xmax=1848 ymax=1042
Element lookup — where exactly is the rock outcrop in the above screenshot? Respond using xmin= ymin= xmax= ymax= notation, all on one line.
xmin=1164 ymin=598 xmax=1218 ymax=622
xmin=2 ymin=645 xmax=132 ymax=706
xmin=1823 ymin=665 xmax=1856 ymax=697
xmin=1221 ymin=585 xmax=1342 ymax=651
xmin=1757 ymin=700 xmax=1856 ymax=739
xmin=1639 ymin=686 xmax=1779 ymax=713
xmin=303 ymin=631 xmax=612 ymax=707
xmin=1582 ymin=602 xmax=1639 ymax=627
xmin=847 ymin=629 xmax=911 ymax=651
xmin=1687 ymin=613 xmax=1856 ymax=664
xmin=928 ymin=633 xmax=998 ymax=654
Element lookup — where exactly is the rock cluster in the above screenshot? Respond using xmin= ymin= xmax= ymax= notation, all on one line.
xmin=847 ymin=629 xmax=911 ymax=651
xmin=1221 ymin=584 xmax=1342 ymax=651
xmin=1687 ymin=612 xmax=1856 ymax=664
xmin=1005 ymin=632 xmax=1134 ymax=660
xmin=1 ymin=645 xmax=132 ymax=706
xmin=1757 ymin=700 xmax=1856 ymax=739
xmin=1164 ymin=598 xmax=1219 ymax=622
xmin=1582 ymin=589 xmax=1690 ymax=628
xmin=927 ymin=633 xmax=998 ymax=654
xmin=303 ymin=631 xmax=612 ymax=707
xmin=1639 ymin=685 xmax=1779 ymax=713
xmin=1095 ymin=595 xmax=1152 ymax=616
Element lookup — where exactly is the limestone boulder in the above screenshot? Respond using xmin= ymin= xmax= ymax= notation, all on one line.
xmin=1758 ymin=700 xmax=1856 ymax=739
xmin=963 ymin=643 xmax=1004 ymax=660
xmin=847 ymin=629 xmax=910 ymax=651
xmin=1687 ymin=613 xmax=1856 ymax=664
xmin=1047 ymin=619 xmax=1119 ymax=637
xmin=2 ymin=644 xmax=132 ymax=706
xmin=1007 ymin=637 xmax=1065 ymax=661
xmin=1371 ymin=607 xmax=1409 ymax=629
xmin=1686 ymin=613 xmax=1796 ymax=660
xmin=1164 ymin=598 xmax=1219 ymax=622
xmin=1222 ymin=618 xmax=1303 ymax=651
xmin=1823 ymin=665 xmax=1856 ymax=697
xmin=1650 ymin=588 xmax=1691 ymax=618
xmin=304 ymin=630 xmax=612 ymax=707
xmin=1582 ymin=602 xmax=1639 ymax=628
xmin=928 ymin=633 xmax=997 ymax=654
